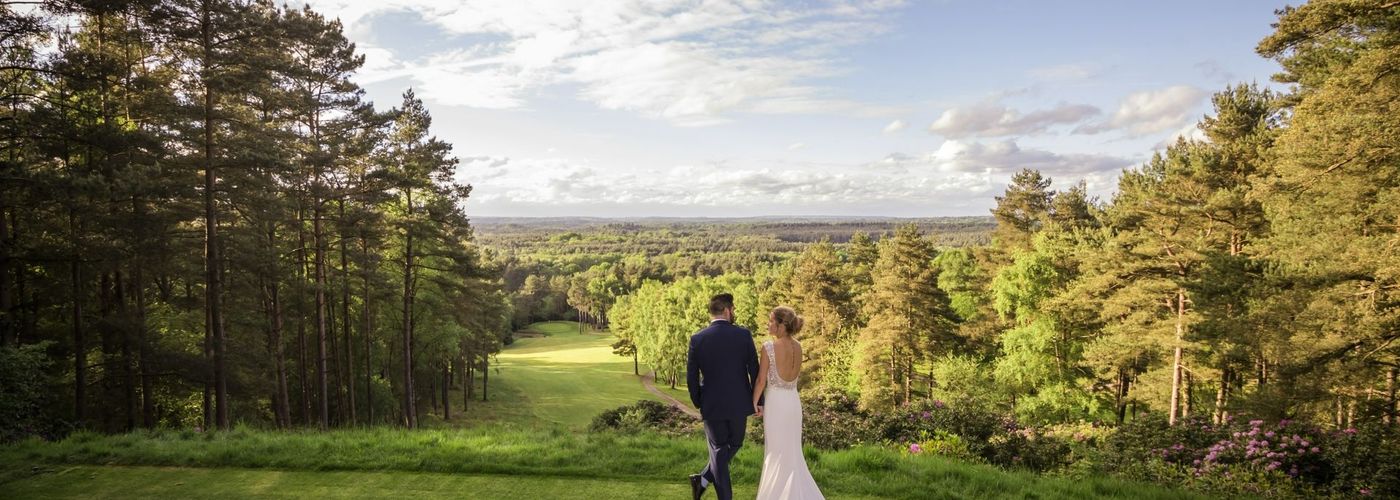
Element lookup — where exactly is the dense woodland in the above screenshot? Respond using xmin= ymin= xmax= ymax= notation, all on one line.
xmin=0 ymin=0 xmax=512 ymax=436
xmin=481 ymin=217 xmax=992 ymax=329
xmin=0 ymin=0 xmax=1397 ymax=457
xmin=611 ymin=2 xmax=1400 ymax=431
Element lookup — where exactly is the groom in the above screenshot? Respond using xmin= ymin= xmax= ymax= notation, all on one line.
xmin=687 ymin=293 xmax=762 ymax=500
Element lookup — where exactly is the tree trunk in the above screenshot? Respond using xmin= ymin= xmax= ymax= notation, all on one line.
xmin=460 ymin=356 xmax=469 ymax=411
xmin=133 ymin=234 xmax=155 ymax=428
xmin=116 ymin=270 xmax=136 ymax=431
xmin=340 ymin=200 xmax=355 ymax=425
xmin=1387 ymin=368 xmax=1397 ymax=426
xmin=1169 ymin=289 xmax=1185 ymax=426
xmin=1214 ymin=367 xmax=1230 ymax=425
xmin=1115 ymin=369 xmax=1131 ymax=424
xmin=313 ymin=161 xmax=329 ymax=429
xmin=265 ymin=271 xmax=291 ymax=429
xmin=362 ymin=234 xmax=373 ymax=426
xmin=297 ymin=202 xmax=310 ymax=426
xmin=201 ymin=1 xmax=228 ymax=431
xmin=0 ymin=199 xmax=10 ymax=347
xmin=481 ymin=354 xmax=489 ymax=402
xmin=401 ymin=186 xmax=417 ymax=428
xmin=441 ymin=364 xmax=450 ymax=420
xmin=71 ymin=258 xmax=85 ymax=426
xmin=466 ymin=355 xmax=475 ymax=401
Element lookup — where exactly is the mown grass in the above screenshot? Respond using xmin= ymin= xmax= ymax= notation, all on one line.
xmin=0 ymin=427 xmax=1205 ymax=499
xmin=445 ymin=321 xmax=682 ymax=429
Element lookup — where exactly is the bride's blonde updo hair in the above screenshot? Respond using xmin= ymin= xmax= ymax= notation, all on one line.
xmin=771 ymin=306 xmax=804 ymax=337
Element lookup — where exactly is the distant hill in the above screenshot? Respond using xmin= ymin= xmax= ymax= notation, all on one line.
xmin=472 ymin=215 xmax=996 ymax=245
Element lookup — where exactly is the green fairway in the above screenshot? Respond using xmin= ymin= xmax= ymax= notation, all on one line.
xmin=449 ymin=321 xmax=692 ymax=429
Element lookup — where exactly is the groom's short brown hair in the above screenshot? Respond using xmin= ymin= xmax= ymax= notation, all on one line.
xmin=709 ymin=293 xmax=735 ymax=316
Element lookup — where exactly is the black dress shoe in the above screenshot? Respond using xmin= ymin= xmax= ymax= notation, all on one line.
xmin=689 ymin=473 xmax=705 ymax=500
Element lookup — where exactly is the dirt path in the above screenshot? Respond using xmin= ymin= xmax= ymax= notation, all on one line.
xmin=640 ymin=370 xmax=700 ymax=419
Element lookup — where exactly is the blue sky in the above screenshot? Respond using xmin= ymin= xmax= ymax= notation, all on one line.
xmin=300 ymin=0 xmax=1290 ymax=217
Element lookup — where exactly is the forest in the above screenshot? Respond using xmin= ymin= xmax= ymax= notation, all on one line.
xmin=0 ymin=0 xmax=512 ymax=435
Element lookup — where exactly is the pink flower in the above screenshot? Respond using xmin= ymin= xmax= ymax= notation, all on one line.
xmin=909 ymin=443 xmax=922 ymax=454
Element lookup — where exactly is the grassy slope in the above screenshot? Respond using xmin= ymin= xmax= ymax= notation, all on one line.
xmin=445 ymin=321 xmax=683 ymax=429
xmin=0 ymin=321 xmax=1206 ymax=499
xmin=3 ymin=466 xmax=764 ymax=500
xmin=0 ymin=428 xmax=1201 ymax=500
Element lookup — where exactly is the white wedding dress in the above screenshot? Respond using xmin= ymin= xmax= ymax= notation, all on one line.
xmin=756 ymin=340 xmax=824 ymax=500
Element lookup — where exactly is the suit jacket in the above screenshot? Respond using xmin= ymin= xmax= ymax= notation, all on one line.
xmin=687 ymin=319 xmax=762 ymax=420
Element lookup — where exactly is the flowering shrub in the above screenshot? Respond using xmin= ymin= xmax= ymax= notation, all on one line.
xmin=1091 ymin=414 xmax=1400 ymax=497
xmin=1193 ymin=419 xmax=1330 ymax=482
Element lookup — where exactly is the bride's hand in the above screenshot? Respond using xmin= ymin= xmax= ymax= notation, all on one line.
xmin=753 ymin=403 xmax=763 ymax=418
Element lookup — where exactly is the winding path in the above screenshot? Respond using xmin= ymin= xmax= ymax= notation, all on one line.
xmin=640 ymin=370 xmax=700 ymax=419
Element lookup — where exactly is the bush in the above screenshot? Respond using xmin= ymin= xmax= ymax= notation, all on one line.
xmin=983 ymin=424 xmax=1073 ymax=472
xmin=797 ymin=389 xmax=880 ymax=450
xmin=1321 ymin=424 xmax=1400 ymax=497
xmin=0 ymin=343 xmax=62 ymax=442
xmin=589 ymin=400 xmax=697 ymax=436
xmin=1090 ymin=414 xmax=1400 ymax=498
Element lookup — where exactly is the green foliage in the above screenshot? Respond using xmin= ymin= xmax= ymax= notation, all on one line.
xmin=608 ymin=274 xmax=758 ymax=387
xmin=856 ymin=224 xmax=959 ymax=410
xmin=588 ymin=400 xmax=697 ymax=436
xmin=0 ymin=343 xmax=59 ymax=441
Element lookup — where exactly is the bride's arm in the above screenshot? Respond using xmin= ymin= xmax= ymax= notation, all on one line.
xmin=752 ymin=344 xmax=768 ymax=417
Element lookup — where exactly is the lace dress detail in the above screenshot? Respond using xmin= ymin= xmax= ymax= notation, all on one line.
xmin=764 ymin=341 xmax=799 ymax=391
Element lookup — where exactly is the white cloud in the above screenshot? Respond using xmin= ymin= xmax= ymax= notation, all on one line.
xmin=788 ymin=142 xmax=806 ymax=151
xmin=927 ymin=101 xmax=1100 ymax=138
xmin=1154 ymin=121 xmax=1208 ymax=149
xmin=1077 ymin=85 xmax=1208 ymax=137
xmin=462 ymin=140 xmax=1134 ymax=216
xmin=301 ymin=0 xmax=906 ymax=124
xmin=883 ymin=119 xmax=907 ymax=134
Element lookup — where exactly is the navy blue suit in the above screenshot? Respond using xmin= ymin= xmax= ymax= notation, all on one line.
xmin=686 ymin=319 xmax=761 ymax=500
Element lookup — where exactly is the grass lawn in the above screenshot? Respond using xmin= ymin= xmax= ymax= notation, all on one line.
xmin=447 ymin=321 xmax=690 ymax=429
xmin=1 ymin=465 xmax=769 ymax=500
xmin=0 ymin=427 xmax=1203 ymax=499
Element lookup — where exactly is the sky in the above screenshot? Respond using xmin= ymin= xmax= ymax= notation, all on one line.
xmin=295 ymin=0 xmax=1292 ymax=218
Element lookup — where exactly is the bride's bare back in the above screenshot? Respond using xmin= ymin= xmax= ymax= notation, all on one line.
xmin=772 ymin=337 xmax=802 ymax=382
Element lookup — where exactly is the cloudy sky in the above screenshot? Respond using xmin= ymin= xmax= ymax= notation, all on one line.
xmin=297 ymin=0 xmax=1289 ymax=217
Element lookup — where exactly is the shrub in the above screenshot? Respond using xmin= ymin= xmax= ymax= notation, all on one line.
xmin=799 ymin=389 xmax=880 ymax=450
xmin=0 ymin=343 xmax=62 ymax=442
xmin=589 ymin=400 xmax=697 ymax=436
xmin=1320 ymin=424 xmax=1400 ymax=497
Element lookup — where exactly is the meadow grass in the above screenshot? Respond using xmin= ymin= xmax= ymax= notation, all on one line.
xmin=0 ymin=426 xmax=1205 ymax=499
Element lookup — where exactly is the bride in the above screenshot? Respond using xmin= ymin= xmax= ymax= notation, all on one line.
xmin=752 ymin=306 xmax=824 ymax=500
